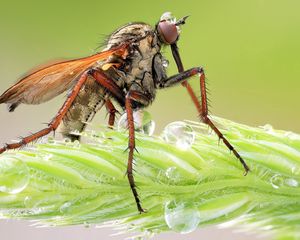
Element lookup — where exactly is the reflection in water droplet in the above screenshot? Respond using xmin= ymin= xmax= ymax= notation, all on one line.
xmin=270 ymin=174 xmax=284 ymax=189
xmin=165 ymin=167 xmax=181 ymax=182
xmin=285 ymin=178 xmax=299 ymax=187
xmin=0 ymin=158 xmax=29 ymax=194
xmin=118 ymin=110 xmax=155 ymax=136
xmin=162 ymin=122 xmax=195 ymax=150
xmin=164 ymin=200 xmax=200 ymax=234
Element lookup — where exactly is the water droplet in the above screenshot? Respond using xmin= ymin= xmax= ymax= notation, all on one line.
xmin=0 ymin=157 xmax=29 ymax=194
xmin=39 ymin=153 xmax=52 ymax=161
xmin=261 ymin=124 xmax=274 ymax=132
xmin=165 ymin=167 xmax=181 ymax=182
xmin=84 ymin=221 xmax=91 ymax=228
xmin=285 ymin=178 xmax=299 ymax=187
xmin=284 ymin=131 xmax=300 ymax=140
xmin=162 ymin=122 xmax=195 ymax=150
xmin=162 ymin=59 xmax=169 ymax=68
xmin=270 ymin=174 xmax=284 ymax=189
xmin=160 ymin=12 xmax=177 ymax=23
xmin=63 ymin=138 xmax=71 ymax=143
xmin=118 ymin=110 xmax=155 ymax=136
xmin=70 ymin=129 xmax=81 ymax=137
xmin=60 ymin=202 xmax=72 ymax=213
xmin=24 ymin=196 xmax=34 ymax=208
xmin=291 ymin=166 xmax=299 ymax=175
xmin=72 ymin=140 xmax=81 ymax=149
xmin=47 ymin=137 xmax=55 ymax=144
xmin=164 ymin=200 xmax=200 ymax=234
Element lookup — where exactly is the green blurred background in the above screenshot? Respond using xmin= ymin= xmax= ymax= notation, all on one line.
xmin=0 ymin=0 xmax=299 ymax=239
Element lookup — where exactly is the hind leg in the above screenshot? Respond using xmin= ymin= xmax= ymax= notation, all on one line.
xmin=0 ymin=71 xmax=91 ymax=154
xmin=0 ymin=69 xmax=125 ymax=154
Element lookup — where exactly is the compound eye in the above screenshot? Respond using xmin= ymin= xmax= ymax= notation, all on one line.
xmin=157 ymin=20 xmax=179 ymax=44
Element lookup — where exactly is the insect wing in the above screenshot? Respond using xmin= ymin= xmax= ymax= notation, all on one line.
xmin=0 ymin=45 xmax=127 ymax=106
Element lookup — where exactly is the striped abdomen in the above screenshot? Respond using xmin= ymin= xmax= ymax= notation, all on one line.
xmin=58 ymin=76 xmax=106 ymax=140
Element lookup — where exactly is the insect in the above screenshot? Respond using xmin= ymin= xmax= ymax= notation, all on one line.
xmin=0 ymin=12 xmax=249 ymax=213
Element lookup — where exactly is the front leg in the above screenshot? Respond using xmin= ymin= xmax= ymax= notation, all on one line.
xmin=125 ymin=91 xmax=151 ymax=213
xmin=159 ymin=67 xmax=250 ymax=175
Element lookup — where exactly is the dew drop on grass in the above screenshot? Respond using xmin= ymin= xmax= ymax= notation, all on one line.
xmin=60 ymin=201 xmax=72 ymax=213
xmin=165 ymin=167 xmax=181 ymax=182
xmin=39 ymin=153 xmax=52 ymax=161
xmin=285 ymin=178 xmax=299 ymax=187
xmin=72 ymin=140 xmax=81 ymax=149
xmin=0 ymin=158 xmax=29 ymax=194
xmin=164 ymin=200 xmax=200 ymax=234
xmin=63 ymin=138 xmax=71 ymax=143
xmin=47 ymin=136 xmax=55 ymax=144
xmin=261 ymin=124 xmax=274 ymax=133
xmin=118 ymin=110 xmax=155 ymax=136
xmin=162 ymin=122 xmax=195 ymax=150
xmin=284 ymin=131 xmax=300 ymax=140
xmin=270 ymin=174 xmax=284 ymax=189
xmin=84 ymin=221 xmax=91 ymax=228
xmin=24 ymin=196 xmax=33 ymax=208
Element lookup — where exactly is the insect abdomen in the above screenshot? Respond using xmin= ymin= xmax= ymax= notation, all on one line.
xmin=58 ymin=77 xmax=106 ymax=140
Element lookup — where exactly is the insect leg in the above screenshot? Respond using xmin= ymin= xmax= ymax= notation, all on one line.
xmin=0 ymin=68 xmax=127 ymax=154
xmin=125 ymin=91 xmax=151 ymax=213
xmin=160 ymin=67 xmax=250 ymax=175
xmin=105 ymin=99 xmax=119 ymax=128
xmin=88 ymin=69 xmax=125 ymax=106
xmin=0 ymin=71 xmax=91 ymax=154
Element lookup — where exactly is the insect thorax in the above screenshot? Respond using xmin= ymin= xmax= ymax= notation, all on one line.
xmin=98 ymin=23 xmax=168 ymax=108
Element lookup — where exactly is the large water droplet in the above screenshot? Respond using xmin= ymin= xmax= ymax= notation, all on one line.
xmin=118 ymin=110 xmax=155 ymax=136
xmin=162 ymin=122 xmax=195 ymax=150
xmin=0 ymin=157 xmax=29 ymax=194
xmin=270 ymin=174 xmax=284 ymax=189
xmin=164 ymin=200 xmax=200 ymax=234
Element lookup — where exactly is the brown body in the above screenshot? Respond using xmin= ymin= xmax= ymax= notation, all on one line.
xmin=0 ymin=14 xmax=250 ymax=213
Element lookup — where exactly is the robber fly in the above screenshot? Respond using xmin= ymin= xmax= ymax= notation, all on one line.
xmin=0 ymin=12 xmax=249 ymax=213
